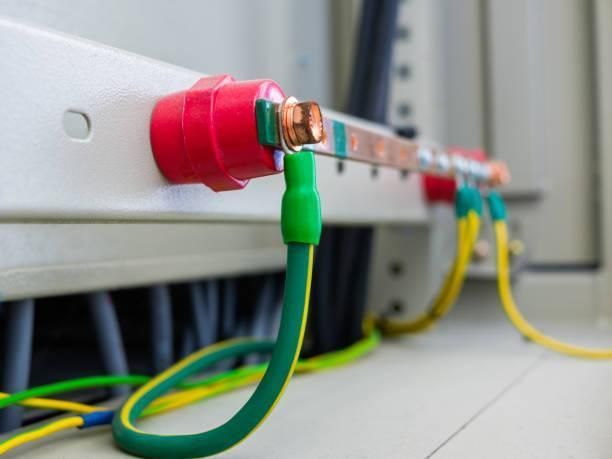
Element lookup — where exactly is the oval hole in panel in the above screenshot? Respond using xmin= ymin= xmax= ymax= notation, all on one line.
xmin=63 ymin=110 xmax=91 ymax=140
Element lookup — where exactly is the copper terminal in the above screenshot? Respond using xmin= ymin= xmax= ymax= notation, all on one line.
xmin=281 ymin=97 xmax=324 ymax=151
xmin=488 ymin=161 xmax=511 ymax=186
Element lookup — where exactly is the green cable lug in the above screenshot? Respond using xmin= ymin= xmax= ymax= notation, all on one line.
xmin=455 ymin=186 xmax=472 ymax=218
xmin=281 ymin=150 xmax=322 ymax=245
xmin=487 ymin=190 xmax=507 ymax=221
xmin=255 ymin=99 xmax=279 ymax=146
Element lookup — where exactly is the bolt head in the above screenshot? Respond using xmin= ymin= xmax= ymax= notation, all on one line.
xmin=489 ymin=161 xmax=511 ymax=186
xmin=472 ymin=239 xmax=490 ymax=261
xmin=291 ymin=101 xmax=324 ymax=145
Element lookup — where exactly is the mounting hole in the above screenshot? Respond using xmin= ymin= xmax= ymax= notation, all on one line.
xmin=389 ymin=261 xmax=404 ymax=276
xmin=396 ymin=25 xmax=411 ymax=41
xmin=396 ymin=64 xmax=412 ymax=80
xmin=397 ymin=103 xmax=413 ymax=118
xmin=63 ymin=110 xmax=91 ymax=140
xmin=337 ymin=160 xmax=345 ymax=174
xmin=389 ymin=300 xmax=404 ymax=314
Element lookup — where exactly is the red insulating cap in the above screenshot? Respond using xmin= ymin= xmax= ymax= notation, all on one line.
xmin=421 ymin=148 xmax=487 ymax=204
xmin=150 ymin=74 xmax=285 ymax=191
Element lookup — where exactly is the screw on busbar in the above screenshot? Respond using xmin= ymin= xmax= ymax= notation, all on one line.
xmin=279 ymin=97 xmax=324 ymax=151
xmin=488 ymin=161 xmax=511 ymax=187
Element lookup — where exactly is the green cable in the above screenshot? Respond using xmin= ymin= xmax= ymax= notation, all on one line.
xmin=0 ymin=151 xmax=331 ymax=458
xmin=112 ymin=150 xmax=322 ymax=458
xmin=0 ymin=349 xmax=262 ymax=412
xmin=0 ymin=151 xmax=387 ymax=458
xmin=175 ymin=328 xmax=381 ymax=397
xmin=113 ymin=243 xmax=312 ymax=458
xmin=0 ymin=375 xmax=149 ymax=410
xmin=143 ymin=331 xmax=380 ymax=418
xmin=0 ymin=330 xmax=380 ymax=413
xmin=179 ymin=351 xmax=271 ymax=390
xmin=0 ymin=329 xmax=380 ymax=457
xmin=0 ymin=352 xmax=266 ymax=411
xmin=299 ymin=328 xmax=381 ymax=370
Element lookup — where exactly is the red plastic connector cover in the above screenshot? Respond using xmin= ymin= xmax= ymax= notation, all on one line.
xmin=421 ymin=148 xmax=487 ymax=203
xmin=150 ymin=74 xmax=285 ymax=191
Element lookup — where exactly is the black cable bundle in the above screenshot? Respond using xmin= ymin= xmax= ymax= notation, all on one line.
xmin=0 ymin=300 xmax=34 ymax=432
xmin=309 ymin=0 xmax=400 ymax=354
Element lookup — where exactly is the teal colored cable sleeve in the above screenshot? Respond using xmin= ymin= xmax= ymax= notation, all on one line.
xmin=470 ymin=188 xmax=483 ymax=216
xmin=487 ymin=190 xmax=507 ymax=221
xmin=333 ymin=121 xmax=347 ymax=158
xmin=454 ymin=186 xmax=472 ymax=218
xmin=112 ymin=243 xmax=312 ymax=458
xmin=255 ymin=99 xmax=279 ymax=146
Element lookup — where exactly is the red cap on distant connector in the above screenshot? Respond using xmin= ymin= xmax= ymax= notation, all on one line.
xmin=150 ymin=74 xmax=285 ymax=191
xmin=421 ymin=148 xmax=487 ymax=203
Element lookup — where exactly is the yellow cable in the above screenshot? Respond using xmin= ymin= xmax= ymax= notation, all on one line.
xmin=376 ymin=218 xmax=467 ymax=334
xmin=433 ymin=211 xmax=480 ymax=317
xmin=378 ymin=210 xmax=480 ymax=335
xmin=495 ymin=220 xmax=612 ymax=359
xmin=0 ymin=392 xmax=104 ymax=415
xmin=145 ymin=325 xmax=380 ymax=417
xmin=144 ymin=375 xmax=263 ymax=418
xmin=0 ymin=416 xmax=84 ymax=455
xmin=0 ymin=321 xmax=377 ymax=456
xmin=0 ymin=312 xmax=378 ymax=420
xmin=0 ymin=245 xmax=378 ymax=454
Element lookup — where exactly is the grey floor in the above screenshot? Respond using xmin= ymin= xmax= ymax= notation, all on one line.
xmin=5 ymin=303 xmax=612 ymax=458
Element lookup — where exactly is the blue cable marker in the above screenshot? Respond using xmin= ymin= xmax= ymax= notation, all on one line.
xmin=80 ymin=411 xmax=115 ymax=429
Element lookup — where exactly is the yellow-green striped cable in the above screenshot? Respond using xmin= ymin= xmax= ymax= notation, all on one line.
xmin=0 ymin=416 xmax=84 ymax=455
xmin=377 ymin=187 xmax=481 ymax=335
xmin=489 ymin=190 xmax=612 ymax=359
xmin=0 ymin=393 xmax=102 ymax=415
xmin=0 ymin=328 xmax=380 ymax=456
xmin=113 ymin=150 xmax=322 ymax=459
